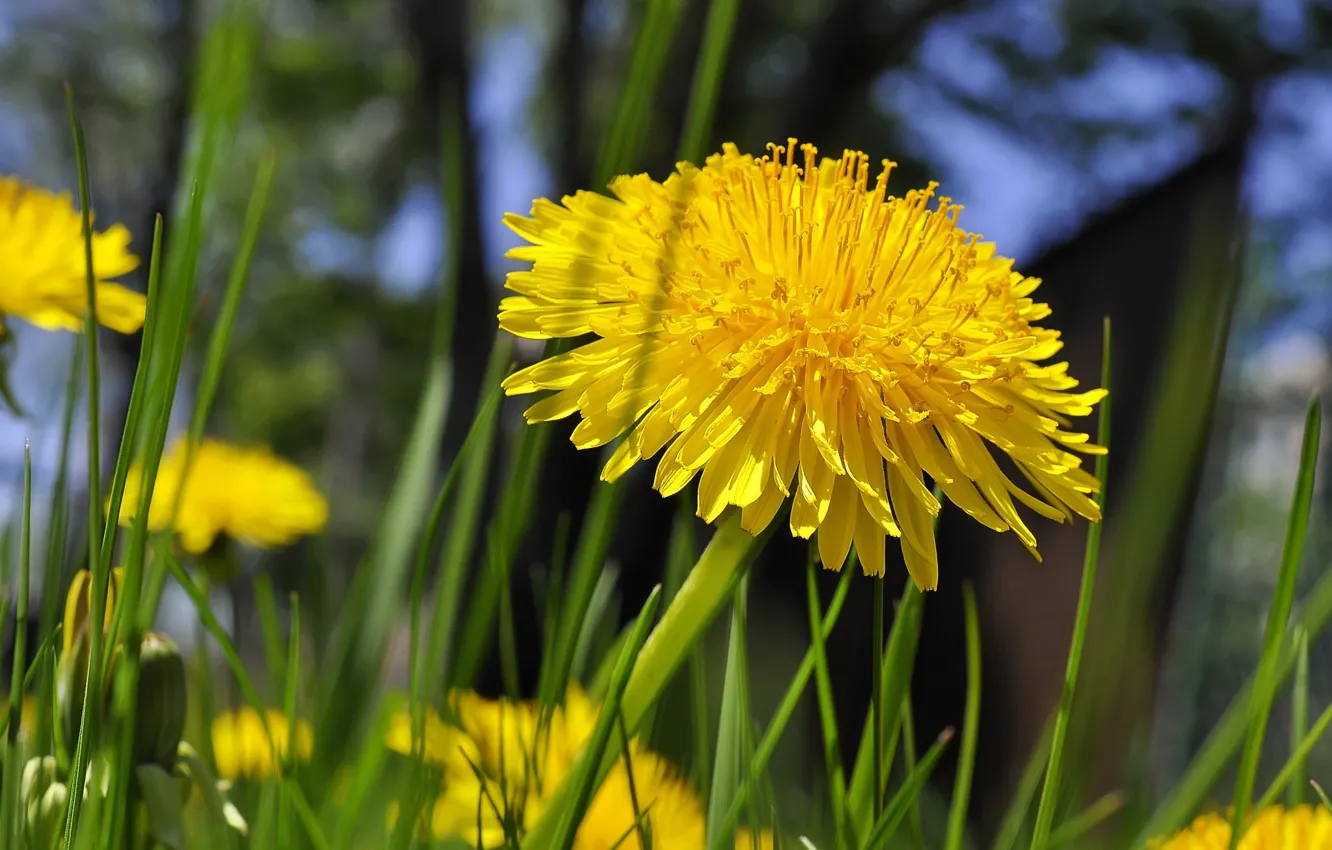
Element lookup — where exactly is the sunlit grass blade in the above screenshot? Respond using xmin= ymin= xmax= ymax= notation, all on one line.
xmin=707 ymin=574 xmax=754 ymax=847
xmin=806 ymin=552 xmax=846 ymax=841
xmin=253 ymin=573 xmax=287 ymax=696
xmin=1290 ymin=627 xmax=1310 ymax=807
xmin=1227 ymin=397 xmax=1320 ymax=849
xmin=707 ymin=553 xmax=857 ymax=850
xmin=1254 ymin=690 xmax=1332 ymax=813
xmin=1137 ymin=398 xmax=1324 ymax=844
xmin=1047 ymin=792 xmax=1125 ymax=848
xmin=863 ymin=728 xmax=954 ymax=850
xmin=546 ymin=587 xmax=663 ymax=850
xmin=1030 ymin=318 xmax=1112 ymax=850
xmin=845 ymin=581 xmax=925 ymax=844
xmin=945 ymin=585 xmax=982 ymax=850
xmin=0 ymin=443 xmax=32 ymax=846
xmin=676 ymin=0 xmax=740 ymax=162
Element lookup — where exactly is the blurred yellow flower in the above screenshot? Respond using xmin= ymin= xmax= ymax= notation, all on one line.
xmin=211 ymin=707 xmax=313 ymax=780
xmin=736 ymin=828 xmax=775 ymax=850
xmin=117 ymin=437 xmax=328 ymax=554
xmin=389 ymin=687 xmax=749 ymax=849
xmin=498 ymin=140 xmax=1104 ymax=588
xmin=1150 ymin=805 xmax=1332 ymax=848
xmin=0 ymin=176 xmax=144 ymax=334
xmin=2 ymin=694 xmax=38 ymax=740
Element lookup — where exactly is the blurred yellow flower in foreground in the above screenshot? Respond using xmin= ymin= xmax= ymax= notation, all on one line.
xmin=498 ymin=140 xmax=1104 ymax=588
xmin=0 ymin=176 xmax=144 ymax=334
xmin=387 ymin=687 xmax=769 ymax=849
xmin=211 ymin=707 xmax=313 ymax=781
xmin=117 ymin=438 xmax=328 ymax=554
xmin=1149 ymin=805 xmax=1332 ymax=848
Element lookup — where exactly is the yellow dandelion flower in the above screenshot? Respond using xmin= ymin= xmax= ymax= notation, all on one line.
xmin=498 ymin=140 xmax=1105 ymax=588
xmin=0 ymin=176 xmax=144 ymax=334
xmin=211 ymin=707 xmax=313 ymax=780
xmin=404 ymin=687 xmax=719 ymax=849
xmin=117 ymin=437 xmax=329 ymax=554
xmin=1149 ymin=805 xmax=1332 ymax=848
xmin=736 ymin=828 xmax=776 ymax=850
xmin=384 ymin=706 xmax=481 ymax=772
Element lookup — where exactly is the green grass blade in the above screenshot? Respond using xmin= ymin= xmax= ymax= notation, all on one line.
xmin=421 ymin=339 xmax=510 ymax=694
xmin=676 ymin=0 xmax=740 ymax=163
xmin=945 ymin=585 xmax=983 ymax=850
xmin=845 ymin=582 xmax=926 ymax=844
xmin=1030 ymin=318 xmax=1112 ymax=850
xmin=99 ymin=215 xmax=164 ymax=577
xmin=61 ymin=84 xmax=108 ymax=849
xmin=253 ymin=573 xmax=287 ymax=696
xmin=1227 ymin=397 xmax=1321 ymax=848
xmin=806 ymin=553 xmax=847 ymax=841
xmin=38 ymin=339 xmax=83 ymax=643
xmin=529 ymin=514 xmax=765 ymax=850
xmin=1255 ymin=689 xmax=1332 ymax=813
xmin=1312 ymin=780 xmax=1332 ymax=811
xmin=864 ymin=728 xmax=955 ymax=850
xmin=595 ymin=0 xmax=685 ymax=185
xmin=547 ymin=587 xmax=663 ymax=850
xmin=1290 ymin=628 xmax=1311 ymax=808
xmin=707 ymin=574 xmax=753 ymax=847
xmin=278 ymin=592 xmax=301 ymax=847
xmin=900 ymin=697 xmax=927 ymax=848
xmin=571 ymin=565 xmax=621 ymax=685
xmin=992 ymin=719 xmax=1055 ymax=850
xmin=1047 ymin=792 xmax=1125 ymax=848
xmin=319 ymin=89 xmax=466 ymax=742
xmin=185 ymin=149 xmax=275 ymax=450
xmin=872 ymin=580 xmax=885 ymax=819
xmin=707 ymin=554 xmax=858 ymax=850
xmin=1136 ymin=462 xmax=1332 ymax=843
xmin=1 ymin=444 xmax=32 ymax=846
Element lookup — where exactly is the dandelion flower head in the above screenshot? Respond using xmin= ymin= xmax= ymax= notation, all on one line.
xmin=498 ymin=140 xmax=1105 ymax=588
xmin=0 ymin=176 xmax=144 ymax=334
xmin=1149 ymin=805 xmax=1332 ymax=849
xmin=211 ymin=707 xmax=313 ymax=781
xmin=387 ymin=688 xmax=716 ymax=849
xmin=117 ymin=437 xmax=329 ymax=554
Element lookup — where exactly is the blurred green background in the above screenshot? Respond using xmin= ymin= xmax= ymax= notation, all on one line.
xmin=1 ymin=0 xmax=1330 ymax=843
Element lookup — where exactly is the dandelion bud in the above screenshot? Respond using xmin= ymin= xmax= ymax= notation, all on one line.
xmin=21 ymin=756 xmax=66 ymax=850
xmin=134 ymin=632 xmax=187 ymax=768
